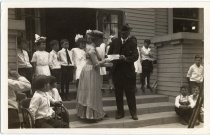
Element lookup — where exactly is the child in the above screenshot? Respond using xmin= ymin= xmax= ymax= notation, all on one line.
xmin=140 ymin=39 xmax=153 ymax=93
xmin=175 ymin=85 xmax=194 ymax=125
xmin=31 ymin=35 xmax=51 ymax=76
xmin=187 ymin=55 xmax=204 ymax=94
xmin=17 ymin=37 xmax=33 ymax=83
xmin=46 ymin=76 xmax=70 ymax=125
xmin=46 ymin=76 xmax=62 ymax=103
xmin=49 ymin=40 xmax=61 ymax=84
xmin=58 ymin=39 xmax=74 ymax=100
xmin=71 ymin=34 xmax=86 ymax=88
xmin=29 ymin=75 xmax=68 ymax=128
xmin=190 ymin=85 xmax=203 ymax=124
xmin=8 ymin=70 xmax=31 ymax=128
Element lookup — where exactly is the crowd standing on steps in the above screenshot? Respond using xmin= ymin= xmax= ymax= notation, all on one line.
xmin=8 ymin=23 xmax=204 ymax=128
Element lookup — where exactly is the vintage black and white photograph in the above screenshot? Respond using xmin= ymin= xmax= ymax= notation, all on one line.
xmin=2 ymin=1 xmax=209 ymax=133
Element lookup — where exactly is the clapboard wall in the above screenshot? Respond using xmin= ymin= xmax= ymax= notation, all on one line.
xmin=8 ymin=9 xmax=17 ymax=70
xmin=122 ymin=8 xmax=168 ymax=86
xmin=153 ymin=33 xmax=204 ymax=97
xmin=8 ymin=8 xmax=26 ymax=70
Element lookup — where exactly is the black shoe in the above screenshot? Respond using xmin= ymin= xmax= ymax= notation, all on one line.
xmin=141 ymin=87 xmax=145 ymax=93
xmin=132 ymin=115 xmax=138 ymax=120
xmin=147 ymin=86 xmax=153 ymax=93
xmin=115 ymin=113 xmax=124 ymax=119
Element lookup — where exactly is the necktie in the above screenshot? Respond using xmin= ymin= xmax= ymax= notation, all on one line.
xmin=65 ymin=48 xmax=71 ymax=64
xmin=122 ymin=40 xmax=125 ymax=44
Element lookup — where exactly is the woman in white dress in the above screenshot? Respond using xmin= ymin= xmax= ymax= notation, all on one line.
xmin=76 ymin=30 xmax=112 ymax=121
xmin=31 ymin=35 xmax=51 ymax=76
xmin=71 ymin=34 xmax=87 ymax=88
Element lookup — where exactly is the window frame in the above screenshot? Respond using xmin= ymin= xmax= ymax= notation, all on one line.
xmin=168 ymin=8 xmax=203 ymax=34
xmin=97 ymin=9 xmax=124 ymax=38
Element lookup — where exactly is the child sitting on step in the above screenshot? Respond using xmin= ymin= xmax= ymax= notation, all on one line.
xmin=29 ymin=75 xmax=68 ymax=128
xmin=190 ymin=85 xmax=203 ymax=124
xmin=175 ymin=85 xmax=194 ymax=125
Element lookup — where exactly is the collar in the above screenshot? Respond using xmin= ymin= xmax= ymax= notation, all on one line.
xmin=62 ymin=48 xmax=68 ymax=51
xmin=121 ymin=37 xmax=129 ymax=43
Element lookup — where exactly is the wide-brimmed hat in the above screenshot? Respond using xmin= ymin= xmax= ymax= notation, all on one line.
xmin=121 ymin=23 xmax=132 ymax=32
xmin=87 ymin=30 xmax=104 ymax=38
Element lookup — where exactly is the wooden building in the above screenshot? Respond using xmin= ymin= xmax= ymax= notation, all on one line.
xmin=8 ymin=8 xmax=204 ymax=100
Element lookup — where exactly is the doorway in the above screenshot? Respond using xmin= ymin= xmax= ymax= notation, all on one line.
xmin=45 ymin=8 xmax=97 ymax=50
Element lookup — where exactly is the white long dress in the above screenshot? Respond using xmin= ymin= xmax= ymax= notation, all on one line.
xmin=31 ymin=51 xmax=51 ymax=76
xmin=71 ymin=48 xmax=86 ymax=80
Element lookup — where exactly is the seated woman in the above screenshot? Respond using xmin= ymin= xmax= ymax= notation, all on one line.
xmin=8 ymin=70 xmax=31 ymax=128
xmin=29 ymin=75 xmax=68 ymax=128
xmin=175 ymin=85 xmax=194 ymax=125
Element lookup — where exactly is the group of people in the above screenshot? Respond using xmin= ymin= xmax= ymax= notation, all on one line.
xmin=175 ymin=55 xmax=204 ymax=125
xmin=8 ymin=22 xmax=204 ymax=128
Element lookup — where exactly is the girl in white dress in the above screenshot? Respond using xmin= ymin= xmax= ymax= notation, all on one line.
xmin=71 ymin=34 xmax=86 ymax=88
xmin=31 ymin=35 xmax=51 ymax=76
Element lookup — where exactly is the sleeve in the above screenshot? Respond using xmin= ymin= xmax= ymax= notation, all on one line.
xmin=29 ymin=94 xmax=41 ymax=120
xmin=49 ymin=53 xmax=53 ymax=69
xmin=8 ymin=77 xmax=31 ymax=92
xmin=187 ymin=66 xmax=193 ymax=78
xmin=108 ymin=40 xmax=114 ymax=55
xmin=69 ymin=50 xmax=74 ymax=65
xmin=71 ymin=49 xmax=76 ymax=66
xmin=54 ymin=89 xmax=62 ymax=101
xmin=31 ymin=52 xmax=37 ymax=63
xmin=175 ymin=95 xmax=181 ymax=108
xmin=125 ymin=39 xmax=139 ymax=63
xmin=189 ymin=96 xmax=196 ymax=108
xmin=89 ymin=49 xmax=100 ymax=67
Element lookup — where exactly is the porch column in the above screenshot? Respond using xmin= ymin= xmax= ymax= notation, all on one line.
xmin=152 ymin=32 xmax=203 ymax=100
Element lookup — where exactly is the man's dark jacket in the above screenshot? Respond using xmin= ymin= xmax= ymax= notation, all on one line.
xmin=108 ymin=36 xmax=139 ymax=89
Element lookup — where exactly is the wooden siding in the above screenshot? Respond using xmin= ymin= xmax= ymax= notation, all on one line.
xmin=8 ymin=8 xmax=16 ymax=19
xmin=122 ymin=8 xmax=168 ymax=86
xmin=8 ymin=9 xmax=18 ymax=70
xmin=155 ymin=8 xmax=168 ymax=36
xmin=155 ymin=38 xmax=203 ymax=97
xmin=156 ymin=43 xmax=182 ymax=96
xmin=8 ymin=34 xmax=17 ymax=70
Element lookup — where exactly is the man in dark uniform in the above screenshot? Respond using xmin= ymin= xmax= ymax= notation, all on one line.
xmin=108 ymin=24 xmax=139 ymax=120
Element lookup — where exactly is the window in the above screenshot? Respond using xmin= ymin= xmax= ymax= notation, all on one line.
xmin=173 ymin=8 xmax=199 ymax=33
xmin=97 ymin=10 xmax=123 ymax=41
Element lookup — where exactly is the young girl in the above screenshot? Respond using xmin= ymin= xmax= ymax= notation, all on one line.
xmin=31 ymin=35 xmax=51 ymax=76
xmin=71 ymin=34 xmax=86 ymax=88
xmin=175 ymin=85 xmax=194 ymax=125
xmin=29 ymin=75 xmax=68 ymax=128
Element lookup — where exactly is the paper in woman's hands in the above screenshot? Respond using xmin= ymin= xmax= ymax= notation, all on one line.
xmin=107 ymin=54 xmax=120 ymax=61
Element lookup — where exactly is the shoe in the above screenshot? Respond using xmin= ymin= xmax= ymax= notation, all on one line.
xmin=115 ymin=113 xmax=124 ymax=119
xmin=141 ymin=87 xmax=145 ymax=93
xmin=104 ymin=113 xmax=109 ymax=118
xmin=180 ymin=119 xmax=187 ymax=125
xmin=195 ymin=120 xmax=200 ymax=125
xmin=147 ymin=86 xmax=153 ymax=92
xmin=132 ymin=114 xmax=138 ymax=120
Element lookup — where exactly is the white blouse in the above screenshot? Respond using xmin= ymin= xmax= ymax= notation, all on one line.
xmin=29 ymin=91 xmax=55 ymax=120
xmin=71 ymin=48 xmax=86 ymax=79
